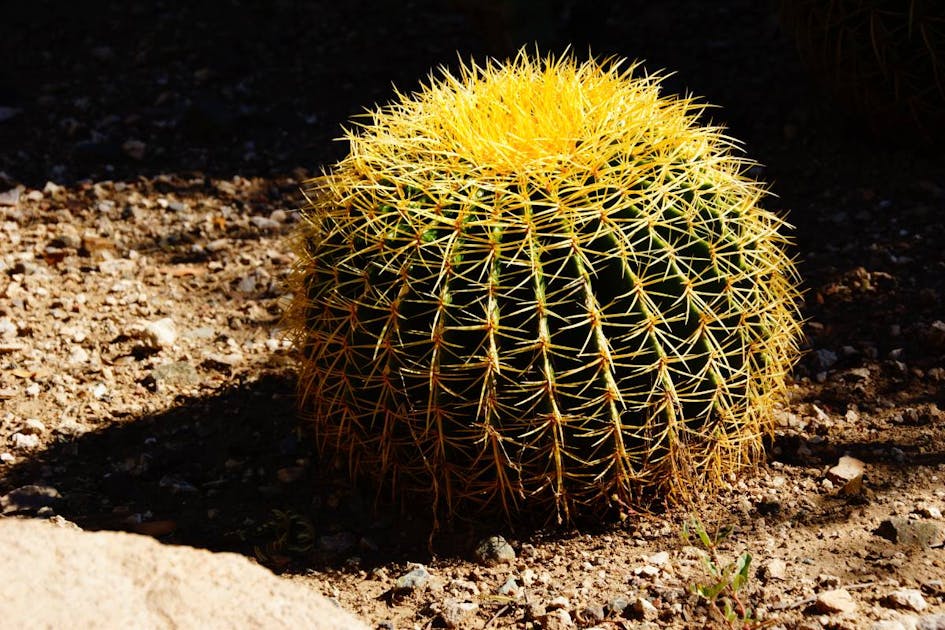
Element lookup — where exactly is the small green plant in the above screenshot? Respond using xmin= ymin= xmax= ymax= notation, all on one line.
xmin=682 ymin=517 xmax=772 ymax=629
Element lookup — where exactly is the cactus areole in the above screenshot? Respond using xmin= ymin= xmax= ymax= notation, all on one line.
xmin=288 ymin=52 xmax=801 ymax=525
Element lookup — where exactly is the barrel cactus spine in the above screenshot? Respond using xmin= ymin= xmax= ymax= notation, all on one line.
xmin=287 ymin=51 xmax=802 ymax=525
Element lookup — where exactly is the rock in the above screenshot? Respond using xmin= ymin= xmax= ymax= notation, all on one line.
xmin=547 ymin=596 xmax=570 ymax=610
xmin=876 ymin=517 xmax=945 ymax=548
xmin=580 ymin=603 xmax=606 ymax=624
xmin=827 ymin=456 xmax=865 ymax=484
xmin=0 ymin=317 xmax=16 ymax=338
xmin=1 ymin=485 xmax=63 ymax=515
xmin=131 ymin=520 xmax=178 ymax=537
xmin=11 ymin=432 xmax=40 ymax=450
xmin=158 ymin=475 xmax=199 ymax=494
xmin=68 ymin=346 xmax=90 ymax=364
xmin=884 ymin=589 xmax=928 ymax=612
xmin=606 ymin=596 xmax=630 ymax=615
xmin=524 ymin=601 xmax=546 ymax=621
xmin=917 ymin=614 xmax=945 ymax=629
xmin=813 ymin=348 xmax=838 ymax=370
xmin=206 ymin=238 xmax=229 ymax=252
xmin=871 ymin=619 xmax=918 ymax=630
xmin=915 ymin=505 xmax=943 ymax=519
xmin=845 ymin=367 xmax=871 ymax=380
xmin=21 ymin=418 xmax=45 ymax=434
xmin=140 ymin=318 xmax=178 ymax=349
xmin=474 ymin=535 xmax=515 ymax=566
xmin=149 ymin=361 xmax=200 ymax=389
xmin=814 ymin=588 xmax=858 ymax=614
xmin=497 ymin=576 xmax=520 ymax=597
xmin=762 ymin=558 xmax=787 ymax=581
xmin=440 ymin=599 xmax=478 ymax=629
xmin=237 ymin=275 xmax=257 ymax=293
xmin=250 ymin=216 xmax=281 ymax=230
xmin=645 ymin=551 xmax=670 ymax=566
xmin=0 ymin=107 xmax=22 ymax=123
xmin=395 ymin=565 xmax=431 ymax=591
xmin=630 ymin=597 xmax=659 ymax=621
xmin=0 ymin=187 xmax=22 ymax=207
xmin=0 ymin=518 xmax=368 ymax=629
xmin=541 ymin=609 xmax=574 ymax=629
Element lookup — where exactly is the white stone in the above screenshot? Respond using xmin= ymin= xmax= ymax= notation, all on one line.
xmin=547 ymin=596 xmax=570 ymax=610
xmin=884 ymin=589 xmax=928 ymax=612
xmin=645 ymin=551 xmax=670 ymax=566
xmin=632 ymin=597 xmax=659 ymax=621
xmin=68 ymin=346 xmax=90 ymax=365
xmin=141 ymin=318 xmax=178 ymax=349
xmin=11 ymin=433 xmax=39 ymax=450
xmin=763 ymin=558 xmax=787 ymax=581
xmin=827 ymin=456 xmax=865 ymax=484
xmin=440 ymin=599 xmax=478 ymax=629
xmin=917 ymin=613 xmax=945 ymax=629
xmin=0 ymin=518 xmax=368 ymax=629
xmin=237 ymin=276 xmax=256 ymax=293
xmin=815 ymin=588 xmax=858 ymax=614
xmin=22 ymin=418 xmax=45 ymax=434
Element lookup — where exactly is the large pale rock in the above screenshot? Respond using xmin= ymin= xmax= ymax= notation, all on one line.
xmin=0 ymin=517 xmax=368 ymax=630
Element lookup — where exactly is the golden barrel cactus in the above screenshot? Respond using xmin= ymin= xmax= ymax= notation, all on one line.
xmin=287 ymin=52 xmax=801 ymax=525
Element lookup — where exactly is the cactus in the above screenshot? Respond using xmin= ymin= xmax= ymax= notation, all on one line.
xmin=287 ymin=52 xmax=801 ymax=525
xmin=780 ymin=0 xmax=945 ymax=142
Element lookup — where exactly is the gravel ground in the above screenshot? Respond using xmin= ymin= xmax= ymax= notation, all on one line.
xmin=2 ymin=1 xmax=944 ymax=629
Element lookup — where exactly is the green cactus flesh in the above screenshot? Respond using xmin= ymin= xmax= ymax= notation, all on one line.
xmin=288 ymin=52 xmax=802 ymax=524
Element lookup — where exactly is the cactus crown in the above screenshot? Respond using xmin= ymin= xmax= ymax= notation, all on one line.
xmin=288 ymin=51 xmax=801 ymax=525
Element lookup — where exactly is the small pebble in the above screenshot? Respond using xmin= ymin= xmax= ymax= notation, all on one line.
xmin=11 ymin=433 xmax=40 ymax=450
xmin=630 ymin=597 xmax=658 ymax=621
xmin=474 ymin=535 xmax=515 ymax=566
xmin=814 ymin=588 xmax=857 ymax=614
xmin=645 ymin=551 xmax=670 ymax=566
xmin=140 ymin=318 xmax=178 ymax=349
xmin=606 ymin=596 xmax=629 ymax=615
xmin=395 ymin=565 xmax=431 ymax=591
xmin=440 ymin=599 xmax=478 ymax=629
xmin=827 ymin=456 xmax=865 ymax=484
xmin=884 ymin=589 xmax=928 ymax=612
xmin=763 ymin=558 xmax=787 ymax=581
xmin=22 ymin=418 xmax=46 ymax=434
xmin=547 ymin=596 xmax=569 ymax=611
xmin=497 ymin=577 xmax=520 ymax=597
